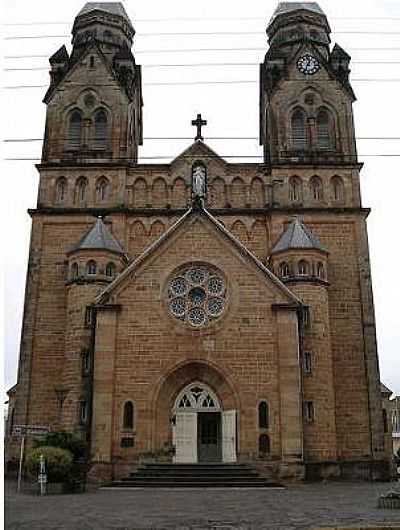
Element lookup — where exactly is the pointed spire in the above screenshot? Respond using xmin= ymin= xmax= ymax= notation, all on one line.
xmin=272 ymin=218 xmax=327 ymax=254
xmin=49 ymin=45 xmax=69 ymax=65
xmin=69 ymin=217 xmax=125 ymax=255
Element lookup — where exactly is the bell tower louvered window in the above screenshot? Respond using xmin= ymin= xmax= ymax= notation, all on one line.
xmin=94 ymin=109 xmax=108 ymax=149
xmin=291 ymin=109 xmax=307 ymax=150
xmin=68 ymin=110 xmax=82 ymax=149
xmin=317 ymin=109 xmax=333 ymax=149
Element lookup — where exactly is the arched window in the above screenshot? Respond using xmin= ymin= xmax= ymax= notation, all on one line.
xmin=259 ymin=434 xmax=270 ymax=456
xmin=383 ymin=409 xmax=388 ymax=433
xmin=8 ymin=408 xmax=15 ymax=436
xmin=291 ymin=109 xmax=307 ymax=150
xmin=71 ymin=262 xmax=79 ymax=279
xmin=94 ymin=109 xmax=108 ymax=149
xmin=86 ymin=260 xmax=97 ymax=275
xmin=56 ymin=177 xmax=67 ymax=203
xmin=67 ymin=110 xmax=82 ymax=149
xmin=96 ymin=177 xmax=109 ymax=202
xmin=289 ymin=176 xmax=302 ymax=202
xmin=105 ymin=262 xmax=115 ymax=278
xmin=298 ymin=260 xmax=309 ymax=276
xmin=123 ymin=401 xmax=134 ymax=430
xmin=258 ymin=401 xmax=269 ymax=429
xmin=317 ymin=109 xmax=334 ymax=149
xmin=331 ymin=176 xmax=345 ymax=202
xmin=310 ymin=176 xmax=323 ymax=201
xmin=279 ymin=262 xmax=290 ymax=278
xmin=316 ymin=262 xmax=325 ymax=279
xmin=75 ymin=177 xmax=87 ymax=204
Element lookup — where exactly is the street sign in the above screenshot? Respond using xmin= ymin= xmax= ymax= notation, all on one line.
xmin=13 ymin=425 xmax=50 ymax=437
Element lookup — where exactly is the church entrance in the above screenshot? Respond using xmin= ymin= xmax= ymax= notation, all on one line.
xmin=172 ymin=381 xmax=236 ymax=463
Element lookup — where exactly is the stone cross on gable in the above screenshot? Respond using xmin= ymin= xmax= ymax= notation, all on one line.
xmin=191 ymin=113 xmax=207 ymax=141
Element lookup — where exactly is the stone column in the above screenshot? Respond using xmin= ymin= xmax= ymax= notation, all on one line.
xmin=89 ymin=305 xmax=119 ymax=483
xmin=274 ymin=305 xmax=304 ymax=479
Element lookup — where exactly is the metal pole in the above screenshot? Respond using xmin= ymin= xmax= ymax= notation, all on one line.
xmin=39 ymin=454 xmax=46 ymax=496
xmin=17 ymin=435 xmax=25 ymax=493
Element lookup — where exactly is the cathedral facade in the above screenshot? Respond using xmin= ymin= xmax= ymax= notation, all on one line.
xmin=8 ymin=2 xmax=389 ymax=482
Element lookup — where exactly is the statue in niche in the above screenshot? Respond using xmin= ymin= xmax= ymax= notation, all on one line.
xmin=192 ymin=164 xmax=207 ymax=204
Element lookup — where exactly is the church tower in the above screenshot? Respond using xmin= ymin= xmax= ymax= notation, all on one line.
xmin=42 ymin=2 xmax=142 ymax=164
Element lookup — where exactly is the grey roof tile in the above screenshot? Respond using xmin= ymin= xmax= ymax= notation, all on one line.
xmin=69 ymin=217 xmax=125 ymax=255
xmin=271 ymin=2 xmax=325 ymax=21
xmin=77 ymin=2 xmax=131 ymax=23
xmin=272 ymin=217 xmax=327 ymax=253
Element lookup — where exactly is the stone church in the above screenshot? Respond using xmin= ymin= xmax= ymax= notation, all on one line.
xmin=7 ymin=1 xmax=390 ymax=482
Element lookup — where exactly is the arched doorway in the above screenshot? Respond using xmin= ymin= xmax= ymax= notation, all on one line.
xmin=153 ymin=361 xmax=238 ymax=464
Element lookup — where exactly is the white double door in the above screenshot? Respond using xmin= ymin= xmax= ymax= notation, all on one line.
xmin=173 ymin=410 xmax=236 ymax=463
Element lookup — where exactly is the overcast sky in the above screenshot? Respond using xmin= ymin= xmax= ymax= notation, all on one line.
xmin=2 ymin=0 xmax=400 ymax=399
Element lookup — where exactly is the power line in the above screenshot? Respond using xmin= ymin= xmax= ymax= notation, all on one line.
xmin=5 ymin=30 xmax=400 ymax=40
xmin=4 ymin=79 xmax=400 ymax=90
xmin=5 ymin=61 xmax=400 ymax=72
xmin=5 ymin=137 xmax=400 ymax=143
xmin=4 ymin=16 xmax=400 ymax=25
xmin=5 ymin=48 xmax=400 ymax=60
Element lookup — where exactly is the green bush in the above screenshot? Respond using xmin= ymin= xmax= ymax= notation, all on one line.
xmin=34 ymin=431 xmax=86 ymax=460
xmin=25 ymin=446 xmax=73 ymax=483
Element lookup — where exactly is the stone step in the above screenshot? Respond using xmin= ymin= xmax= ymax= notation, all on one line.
xmin=107 ymin=480 xmax=281 ymax=488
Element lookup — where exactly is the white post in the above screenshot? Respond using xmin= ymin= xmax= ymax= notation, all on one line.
xmin=39 ymin=454 xmax=47 ymax=496
xmin=17 ymin=435 xmax=25 ymax=493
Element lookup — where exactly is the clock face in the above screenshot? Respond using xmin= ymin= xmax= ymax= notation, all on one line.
xmin=297 ymin=54 xmax=321 ymax=75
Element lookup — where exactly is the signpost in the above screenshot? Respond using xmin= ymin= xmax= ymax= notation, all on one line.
xmin=12 ymin=425 xmax=50 ymax=493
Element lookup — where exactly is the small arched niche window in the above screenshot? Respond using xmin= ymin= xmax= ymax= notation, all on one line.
xmin=316 ymin=262 xmax=325 ymax=279
xmin=289 ymin=176 xmax=302 ymax=202
xmin=310 ymin=176 xmax=323 ymax=201
xmin=56 ymin=177 xmax=67 ymax=203
xmin=383 ymin=409 xmax=388 ymax=433
xmin=75 ymin=177 xmax=87 ymax=204
xmin=259 ymin=434 xmax=270 ymax=456
xmin=86 ymin=260 xmax=97 ymax=275
xmin=123 ymin=401 xmax=134 ymax=430
xmin=317 ymin=109 xmax=334 ymax=150
xmin=105 ymin=262 xmax=116 ymax=278
xmin=279 ymin=262 xmax=290 ymax=278
xmin=298 ymin=260 xmax=309 ymax=276
xmin=71 ymin=262 xmax=79 ymax=279
xmin=96 ymin=177 xmax=109 ymax=202
xmin=291 ymin=108 xmax=307 ymax=150
xmin=331 ymin=176 xmax=345 ymax=202
xmin=94 ymin=109 xmax=108 ymax=149
xmin=258 ymin=401 xmax=269 ymax=429
xmin=67 ymin=109 xmax=82 ymax=149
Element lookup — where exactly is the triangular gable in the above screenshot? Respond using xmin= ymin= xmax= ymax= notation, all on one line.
xmin=44 ymin=40 xmax=130 ymax=104
xmin=95 ymin=206 xmax=302 ymax=307
xmin=171 ymin=140 xmax=227 ymax=170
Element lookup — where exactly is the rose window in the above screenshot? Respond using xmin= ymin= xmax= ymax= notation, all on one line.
xmin=168 ymin=265 xmax=226 ymax=327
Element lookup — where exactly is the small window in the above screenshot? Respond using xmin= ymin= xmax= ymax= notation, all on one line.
xmin=303 ymin=351 xmax=313 ymax=374
xmin=96 ymin=177 xmax=109 ymax=202
xmin=86 ymin=260 xmax=97 ymax=275
xmin=310 ymin=177 xmax=323 ymax=201
xmin=94 ymin=110 xmax=108 ymax=149
xmin=298 ymin=260 xmax=309 ymax=276
xmin=279 ymin=262 xmax=290 ymax=278
xmin=67 ymin=110 xmax=82 ymax=149
xmin=82 ymin=350 xmax=91 ymax=375
xmin=121 ymin=437 xmax=134 ymax=448
xmin=331 ymin=176 xmax=344 ymax=202
xmin=89 ymin=56 xmax=95 ymax=68
xmin=105 ymin=262 xmax=116 ymax=278
xmin=79 ymin=401 xmax=87 ymax=424
xmin=304 ymin=401 xmax=315 ymax=422
xmin=123 ymin=401 xmax=134 ymax=430
xmin=291 ymin=109 xmax=307 ymax=150
xmin=289 ymin=177 xmax=302 ymax=202
xmin=383 ymin=409 xmax=388 ymax=433
xmin=85 ymin=306 xmax=94 ymax=327
xmin=75 ymin=177 xmax=87 ymax=204
xmin=316 ymin=262 xmax=325 ymax=279
xmin=258 ymin=401 xmax=269 ymax=429
xmin=303 ymin=307 xmax=311 ymax=328
xmin=317 ymin=109 xmax=334 ymax=150
xmin=56 ymin=177 xmax=67 ymax=203
xmin=259 ymin=434 xmax=270 ymax=456
xmin=71 ymin=262 xmax=79 ymax=279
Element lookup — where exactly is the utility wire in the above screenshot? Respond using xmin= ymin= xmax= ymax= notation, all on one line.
xmin=5 ymin=61 xmax=400 ymax=72
xmin=4 ymin=16 xmax=400 ymax=25
xmin=4 ymin=79 xmax=400 ymax=89
xmin=6 ymin=48 xmax=400 ymax=59
xmin=5 ymin=30 xmax=400 ymax=40
xmin=5 ymin=137 xmax=400 ymax=143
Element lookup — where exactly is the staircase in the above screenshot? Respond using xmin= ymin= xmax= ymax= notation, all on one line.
xmin=105 ymin=462 xmax=282 ymax=488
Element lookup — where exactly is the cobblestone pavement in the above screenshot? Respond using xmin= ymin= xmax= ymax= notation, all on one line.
xmin=5 ymin=480 xmax=400 ymax=530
